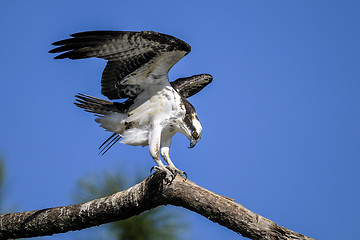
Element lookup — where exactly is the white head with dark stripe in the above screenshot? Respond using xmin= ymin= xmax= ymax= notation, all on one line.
xmin=181 ymin=99 xmax=202 ymax=148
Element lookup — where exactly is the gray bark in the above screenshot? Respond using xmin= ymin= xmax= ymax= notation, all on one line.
xmin=0 ymin=172 xmax=315 ymax=240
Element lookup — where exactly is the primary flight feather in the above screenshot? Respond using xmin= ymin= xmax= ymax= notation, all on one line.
xmin=50 ymin=30 xmax=212 ymax=183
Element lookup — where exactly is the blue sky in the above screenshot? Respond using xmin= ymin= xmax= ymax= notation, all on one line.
xmin=1 ymin=1 xmax=359 ymax=239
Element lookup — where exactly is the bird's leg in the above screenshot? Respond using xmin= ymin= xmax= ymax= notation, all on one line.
xmin=149 ymin=122 xmax=174 ymax=184
xmin=160 ymin=136 xmax=187 ymax=179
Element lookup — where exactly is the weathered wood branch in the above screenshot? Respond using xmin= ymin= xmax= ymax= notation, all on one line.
xmin=0 ymin=172 xmax=315 ymax=239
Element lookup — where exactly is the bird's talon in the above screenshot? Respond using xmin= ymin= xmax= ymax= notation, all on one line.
xmin=164 ymin=174 xmax=174 ymax=185
xmin=152 ymin=166 xmax=175 ymax=184
xmin=165 ymin=166 xmax=187 ymax=179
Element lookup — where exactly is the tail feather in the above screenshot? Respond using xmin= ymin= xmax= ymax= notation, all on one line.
xmin=74 ymin=94 xmax=125 ymax=155
xmin=99 ymin=133 xmax=122 ymax=155
xmin=74 ymin=93 xmax=121 ymax=115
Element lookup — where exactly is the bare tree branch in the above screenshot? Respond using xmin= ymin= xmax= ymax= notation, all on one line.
xmin=0 ymin=172 xmax=315 ymax=240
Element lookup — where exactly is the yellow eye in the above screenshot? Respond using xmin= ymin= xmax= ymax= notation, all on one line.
xmin=192 ymin=132 xmax=198 ymax=138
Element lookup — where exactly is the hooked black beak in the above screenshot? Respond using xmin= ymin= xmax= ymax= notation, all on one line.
xmin=188 ymin=139 xmax=197 ymax=148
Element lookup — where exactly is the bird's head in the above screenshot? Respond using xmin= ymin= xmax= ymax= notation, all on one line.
xmin=181 ymin=101 xmax=202 ymax=148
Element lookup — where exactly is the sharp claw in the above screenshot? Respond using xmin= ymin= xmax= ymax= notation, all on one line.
xmin=166 ymin=171 xmax=175 ymax=185
xmin=151 ymin=166 xmax=176 ymax=184
xmin=169 ymin=174 xmax=175 ymax=184
xmin=165 ymin=165 xmax=187 ymax=178
xmin=164 ymin=174 xmax=174 ymax=185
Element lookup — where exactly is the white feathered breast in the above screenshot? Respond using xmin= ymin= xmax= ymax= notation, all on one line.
xmin=96 ymin=82 xmax=185 ymax=147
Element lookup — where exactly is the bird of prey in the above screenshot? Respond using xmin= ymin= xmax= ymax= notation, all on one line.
xmin=49 ymin=30 xmax=212 ymax=183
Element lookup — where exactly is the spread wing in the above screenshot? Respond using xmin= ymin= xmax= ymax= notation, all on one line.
xmin=49 ymin=31 xmax=191 ymax=100
xmin=171 ymin=74 xmax=213 ymax=98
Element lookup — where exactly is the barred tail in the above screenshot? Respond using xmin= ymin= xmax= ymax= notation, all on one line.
xmin=74 ymin=93 xmax=124 ymax=155
xmin=74 ymin=93 xmax=121 ymax=116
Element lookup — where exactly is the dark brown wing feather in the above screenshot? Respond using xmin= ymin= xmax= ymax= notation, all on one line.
xmin=50 ymin=31 xmax=191 ymax=100
xmin=171 ymin=74 xmax=212 ymax=98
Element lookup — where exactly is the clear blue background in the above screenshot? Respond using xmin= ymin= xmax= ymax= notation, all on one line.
xmin=1 ymin=1 xmax=359 ymax=239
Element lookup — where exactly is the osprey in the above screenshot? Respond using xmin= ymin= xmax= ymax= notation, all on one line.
xmin=50 ymin=31 xmax=212 ymax=183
